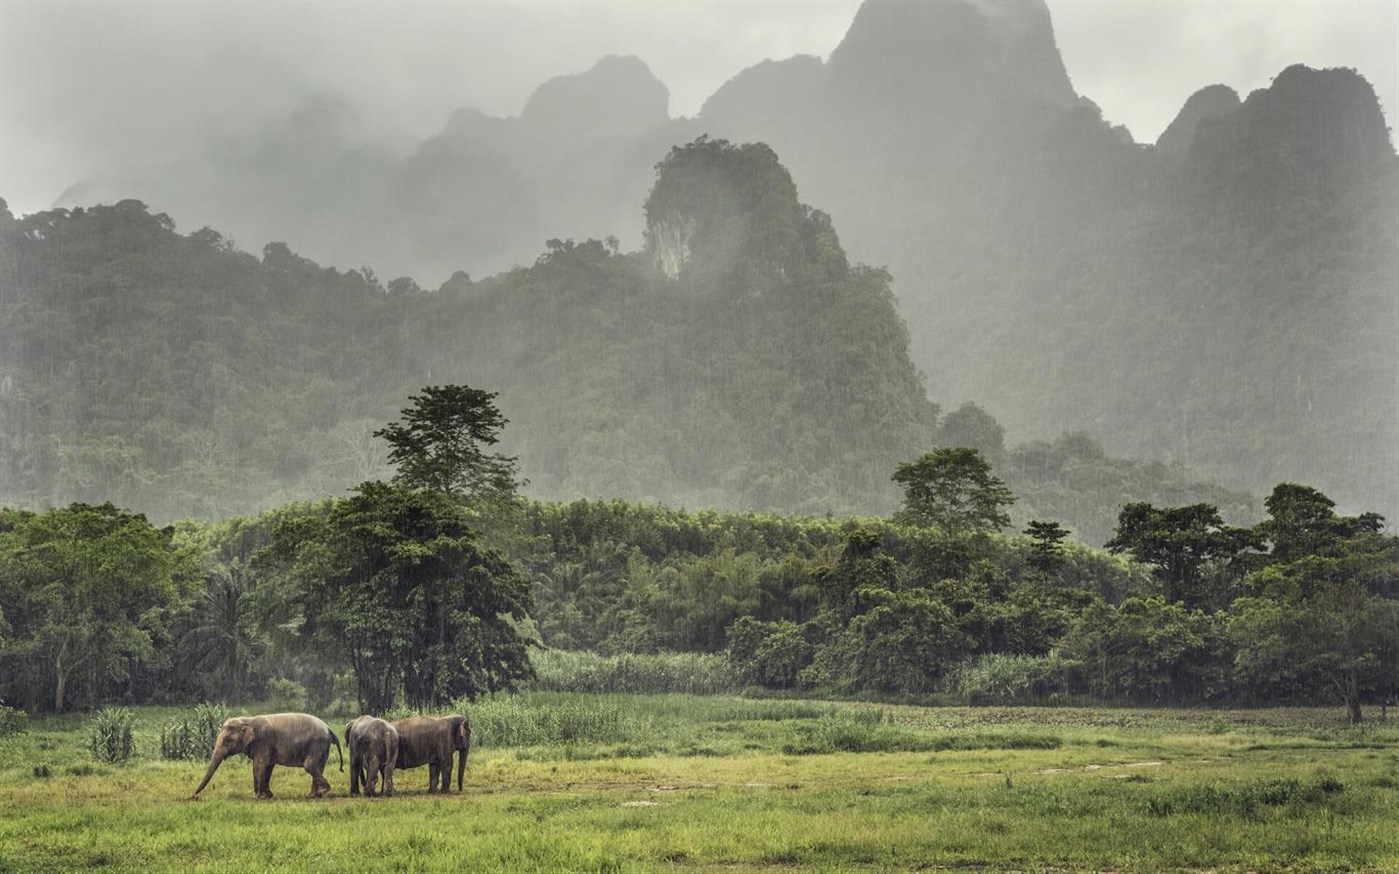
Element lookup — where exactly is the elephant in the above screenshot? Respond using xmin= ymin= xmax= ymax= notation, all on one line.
xmin=345 ymin=715 xmax=399 ymax=797
xmin=190 ymin=713 xmax=343 ymax=800
xmin=391 ymin=714 xmax=471 ymax=793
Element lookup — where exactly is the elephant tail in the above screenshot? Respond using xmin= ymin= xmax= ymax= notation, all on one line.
xmin=330 ymin=726 xmax=344 ymax=772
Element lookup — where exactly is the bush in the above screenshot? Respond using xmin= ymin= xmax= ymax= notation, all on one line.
xmin=944 ymin=652 xmax=1074 ymax=704
xmin=0 ymin=703 xmax=27 ymax=743
xmin=86 ymin=707 xmax=136 ymax=764
xmin=160 ymin=702 xmax=229 ymax=760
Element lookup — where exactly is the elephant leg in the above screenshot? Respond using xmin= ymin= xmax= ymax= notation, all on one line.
xmin=428 ymin=762 xmax=440 ymax=794
xmin=365 ymin=754 xmax=380 ymax=797
xmin=255 ymin=758 xmax=275 ymax=799
xmin=383 ymin=761 xmax=395 ymax=797
xmin=349 ymin=752 xmax=360 ymax=796
xmin=306 ymin=751 xmax=331 ymax=798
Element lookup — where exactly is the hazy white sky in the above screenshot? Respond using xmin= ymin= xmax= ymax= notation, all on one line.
xmin=1 ymin=0 xmax=1395 ymax=216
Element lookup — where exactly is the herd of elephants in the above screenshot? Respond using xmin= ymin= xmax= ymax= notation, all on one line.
xmin=189 ymin=712 xmax=469 ymax=800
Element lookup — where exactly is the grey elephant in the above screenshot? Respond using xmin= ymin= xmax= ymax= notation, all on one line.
xmin=391 ymin=714 xmax=471 ymax=793
xmin=345 ymin=715 xmax=399 ymax=797
xmin=191 ymin=713 xmax=343 ymax=800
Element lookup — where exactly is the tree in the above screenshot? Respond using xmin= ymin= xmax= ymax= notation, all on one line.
xmin=1059 ymin=596 xmax=1228 ymax=704
xmin=1105 ymin=502 xmax=1261 ymax=609
xmin=0 ymin=504 xmax=185 ymax=711
xmin=1232 ymin=546 xmax=1398 ymax=724
xmin=264 ymin=482 xmax=534 ymax=712
xmin=374 ymin=385 xmax=520 ymax=503
xmin=1257 ymin=482 xmax=1385 ymax=563
xmin=1024 ymin=520 xmax=1070 ymax=578
xmin=179 ymin=558 xmax=264 ymax=701
xmin=892 ymin=448 xmax=1014 ymax=535
xmin=802 ymin=590 xmax=969 ymax=694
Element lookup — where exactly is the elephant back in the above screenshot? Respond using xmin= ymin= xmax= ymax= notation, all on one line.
xmin=391 ymin=716 xmax=450 ymax=768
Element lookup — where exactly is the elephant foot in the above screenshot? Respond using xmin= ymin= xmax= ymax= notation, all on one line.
xmin=256 ymin=792 xmax=273 ymax=800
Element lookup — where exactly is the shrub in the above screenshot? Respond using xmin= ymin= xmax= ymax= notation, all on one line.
xmin=159 ymin=720 xmax=195 ymax=761
xmin=160 ymin=702 xmax=229 ymax=760
xmin=86 ymin=707 xmax=136 ymax=764
xmin=0 ymin=703 xmax=27 ymax=743
xmin=944 ymin=652 xmax=1074 ymax=704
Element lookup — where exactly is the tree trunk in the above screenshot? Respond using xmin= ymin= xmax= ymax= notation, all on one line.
xmin=1345 ymin=669 xmax=1363 ymax=725
xmin=53 ymin=637 xmax=69 ymax=712
xmin=54 ymin=667 xmax=67 ymax=713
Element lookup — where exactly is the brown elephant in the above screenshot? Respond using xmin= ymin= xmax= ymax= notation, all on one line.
xmin=191 ymin=712 xmax=343 ymax=800
xmin=345 ymin=715 xmax=399 ymax=797
xmin=391 ymin=714 xmax=471 ymax=793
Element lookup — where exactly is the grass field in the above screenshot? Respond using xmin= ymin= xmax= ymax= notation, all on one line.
xmin=1 ymin=695 xmax=1396 ymax=871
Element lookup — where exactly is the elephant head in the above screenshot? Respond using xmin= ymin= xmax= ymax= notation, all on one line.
xmin=191 ymin=717 xmax=255 ymax=798
xmin=445 ymin=714 xmax=471 ymax=792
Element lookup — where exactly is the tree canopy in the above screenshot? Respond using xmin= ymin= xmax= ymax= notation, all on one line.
xmin=262 ymin=482 xmax=534 ymax=713
xmin=892 ymin=448 xmax=1014 ymax=535
xmin=375 ymin=385 xmax=520 ymax=504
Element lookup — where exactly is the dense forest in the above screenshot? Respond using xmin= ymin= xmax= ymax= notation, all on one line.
xmin=0 ymin=139 xmax=1247 ymax=543
xmin=55 ymin=0 xmax=1399 ymax=519
xmin=1 ymin=386 xmax=1394 ymax=723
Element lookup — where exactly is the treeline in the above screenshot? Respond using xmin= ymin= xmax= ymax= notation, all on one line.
xmin=2 ymin=471 xmax=1393 ymax=721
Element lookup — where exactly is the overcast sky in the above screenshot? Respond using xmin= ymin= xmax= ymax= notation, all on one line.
xmin=1 ymin=0 xmax=1395 ymax=217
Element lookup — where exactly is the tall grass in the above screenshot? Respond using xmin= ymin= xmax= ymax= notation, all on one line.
xmin=943 ymin=652 xmax=1073 ymax=704
xmin=158 ymin=703 xmax=229 ymax=761
xmin=469 ymin=695 xmax=646 ymax=748
xmin=528 ymin=649 xmax=740 ymax=695
xmin=85 ymin=707 xmax=135 ymax=764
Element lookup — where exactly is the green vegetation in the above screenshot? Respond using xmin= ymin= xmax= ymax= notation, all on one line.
xmin=2 ymin=457 xmax=1394 ymax=719
xmin=84 ymin=707 xmax=135 ymax=764
xmin=528 ymin=650 xmax=739 ymax=696
xmin=0 ymin=698 xmax=1395 ymax=870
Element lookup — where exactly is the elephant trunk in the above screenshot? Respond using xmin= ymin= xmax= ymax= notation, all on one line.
xmin=191 ymin=747 xmax=227 ymax=798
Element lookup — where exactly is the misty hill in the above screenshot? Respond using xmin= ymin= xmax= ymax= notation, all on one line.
xmin=695 ymin=2 xmax=1399 ymax=520
xmin=0 ymin=142 xmax=930 ymax=520
xmin=0 ymin=139 xmax=1248 ymax=542
xmin=50 ymin=0 xmax=1395 ymax=521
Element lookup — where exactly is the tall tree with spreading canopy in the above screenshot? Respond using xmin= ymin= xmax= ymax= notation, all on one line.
xmin=892 ymin=448 xmax=1014 ymax=535
xmin=263 ymin=482 xmax=534 ymax=713
xmin=0 ymin=503 xmax=187 ymax=711
xmin=1105 ymin=502 xmax=1261 ymax=609
xmin=1233 ymin=486 xmax=1395 ymax=724
xmin=374 ymin=385 xmax=520 ymax=503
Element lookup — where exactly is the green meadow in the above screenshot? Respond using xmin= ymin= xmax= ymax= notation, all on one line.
xmin=1 ymin=695 xmax=1397 ymax=872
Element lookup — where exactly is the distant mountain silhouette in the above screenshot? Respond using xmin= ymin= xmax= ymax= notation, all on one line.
xmin=42 ymin=0 xmax=1399 ymax=518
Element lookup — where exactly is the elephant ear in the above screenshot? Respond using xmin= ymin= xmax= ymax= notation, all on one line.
xmin=240 ymin=724 xmax=256 ymax=747
xmin=454 ymin=717 xmax=469 ymax=747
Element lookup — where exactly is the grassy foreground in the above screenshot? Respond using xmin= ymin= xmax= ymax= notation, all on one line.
xmin=1 ymin=696 xmax=1397 ymax=871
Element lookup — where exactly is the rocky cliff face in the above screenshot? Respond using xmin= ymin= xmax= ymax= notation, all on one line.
xmin=1156 ymin=84 xmax=1241 ymax=158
